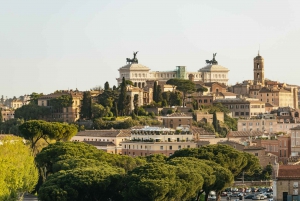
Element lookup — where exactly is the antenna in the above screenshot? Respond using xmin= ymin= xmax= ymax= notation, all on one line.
xmin=258 ymin=44 xmax=260 ymax=56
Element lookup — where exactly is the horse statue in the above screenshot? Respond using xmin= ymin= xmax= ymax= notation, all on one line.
xmin=126 ymin=58 xmax=132 ymax=63
xmin=126 ymin=51 xmax=139 ymax=64
xmin=206 ymin=60 xmax=212 ymax=64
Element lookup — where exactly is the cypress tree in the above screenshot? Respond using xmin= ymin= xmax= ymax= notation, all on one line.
xmin=153 ymin=81 xmax=157 ymax=102
xmin=104 ymin=81 xmax=110 ymax=91
xmin=118 ymin=77 xmax=126 ymax=116
xmin=80 ymin=91 xmax=92 ymax=119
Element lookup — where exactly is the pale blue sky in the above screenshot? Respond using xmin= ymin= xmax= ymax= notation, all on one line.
xmin=1 ymin=0 xmax=300 ymax=98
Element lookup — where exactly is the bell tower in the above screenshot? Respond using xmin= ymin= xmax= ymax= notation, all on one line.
xmin=253 ymin=52 xmax=265 ymax=86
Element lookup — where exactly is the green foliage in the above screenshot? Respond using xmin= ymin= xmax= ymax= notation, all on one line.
xmin=0 ymin=108 xmax=2 ymax=123
xmin=118 ymin=77 xmax=127 ymax=116
xmin=80 ymin=91 xmax=92 ymax=119
xmin=19 ymin=120 xmax=78 ymax=153
xmin=169 ymin=144 xmax=260 ymax=177
xmin=133 ymin=94 xmax=139 ymax=115
xmin=0 ymin=118 xmax=24 ymax=135
xmin=29 ymin=92 xmax=43 ymax=105
xmin=91 ymin=103 xmax=111 ymax=118
xmin=0 ymin=136 xmax=38 ymax=200
xmin=104 ymin=81 xmax=110 ymax=90
xmin=38 ymin=166 xmax=124 ymax=201
xmin=14 ymin=104 xmax=51 ymax=121
xmin=50 ymin=95 xmax=73 ymax=109
xmin=196 ymin=121 xmax=215 ymax=133
xmin=123 ymin=163 xmax=188 ymax=201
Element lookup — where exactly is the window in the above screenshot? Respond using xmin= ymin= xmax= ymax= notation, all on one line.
xmin=236 ymin=105 xmax=239 ymax=109
xmin=178 ymin=145 xmax=181 ymax=150
xmin=235 ymin=112 xmax=239 ymax=116
xmin=255 ymin=153 xmax=258 ymax=156
xmin=241 ymin=112 xmax=244 ymax=116
xmin=169 ymin=146 xmax=172 ymax=150
xmin=160 ymin=146 xmax=163 ymax=150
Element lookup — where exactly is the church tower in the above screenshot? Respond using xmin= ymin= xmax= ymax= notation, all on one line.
xmin=253 ymin=52 xmax=265 ymax=86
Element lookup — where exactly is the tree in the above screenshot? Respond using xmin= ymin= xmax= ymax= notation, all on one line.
xmin=118 ymin=77 xmax=127 ymax=116
xmin=19 ymin=120 xmax=78 ymax=153
xmin=166 ymin=79 xmax=196 ymax=107
xmin=123 ymin=163 xmax=186 ymax=201
xmin=125 ymin=80 xmax=134 ymax=86
xmin=14 ymin=104 xmax=51 ymax=121
xmin=0 ymin=136 xmax=38 ymax=200
xmin=169 ymin=144 xmax=260 ymax=177
xmin=156 ymin=85 xmax=163 ymax=103
xmin=133 ymin=94 xmax=139 ymax=115
xmin=91 ymin=103 xmax=111 ymax=118
xmin=202 ymin=160 xmax=233 ymax=201
xmin=50 ymin=94 xmax=73 ymax=110
xmin=104 ymin=81 xmax=110 ymax=90
xmin=38 ymin=166 xmax=124 ymax=201
xmin=153 ymin=81 xmax=157 ymax=102
xmin=167 ymin=157 xmax=214 ymax=201
xmin=0 ymin=118 xmax=24 ymax=135
xmin=0 ymin=107 xmax=2 ymax=124
xmin=80 ymin=91 xmax=92 ymax=119
xmin=29 ymin=92 xmax=43 ymax=105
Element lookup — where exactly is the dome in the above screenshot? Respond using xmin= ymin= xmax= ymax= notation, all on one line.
xmin=198 ymin=64 xmax=229 ymax=72
xmin=254 ymin=52 xmax=264 ymax=60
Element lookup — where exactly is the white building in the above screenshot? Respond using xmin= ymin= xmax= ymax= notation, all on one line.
xmin=116 ymin=53 xmax=229 ymax=87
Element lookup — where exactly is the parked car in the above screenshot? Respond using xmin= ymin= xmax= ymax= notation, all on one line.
xmin=245 ymin=194 xmax=255 ymax=199
xmin=245 ymin=189 xmax=252 ymax=193
xmin=221 ymin=192 xmax=228 ymax=196
xmin=269 ymin=198 xmax=273 ymax=201
xmin=227 ymin=192 xmax=233 ymax=196
xmin=231 ymin=193 xmax=239 ymax=197
xmin=208 ymin=195 xmax=216 ymax=201
xmin=252 ymin=194 xmax=265 ymax=200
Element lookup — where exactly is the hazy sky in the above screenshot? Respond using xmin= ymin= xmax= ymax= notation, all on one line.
xmin=1 ymin=0 xmax=300 ymax=98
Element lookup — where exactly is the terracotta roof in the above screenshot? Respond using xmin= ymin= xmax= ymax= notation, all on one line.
xmin=227 ymin=131 xmax=264 ymax=137
xmin=265 ymin=103 xmax=278 ymax=107
xmin=204 ymin=82 xmax=227 ymax=88
xmin=76 ymin=130 xmax=131 ymax=137
xmin=83 ymin=141 xmax=116 ymax=147
xmin=219 ymin=92 xmax=237 ymax=97
xmin=278 ymin=165 xmax=300 ymax=179
xmin=191 ymin=126 xmax=215 ymax=136
xmin=163 ymin=113 xmax=193 ymax=118
xmin=243 ymin=146 xmax=265 ymax=150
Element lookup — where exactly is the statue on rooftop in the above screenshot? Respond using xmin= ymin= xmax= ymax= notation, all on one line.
xmin=126 ymin=51 xmax=139 ymax=64
xmin=205 ymin=53 xmax=218 ymax=65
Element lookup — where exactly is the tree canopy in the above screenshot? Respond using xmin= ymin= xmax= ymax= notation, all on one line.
xmin=0 ymin=136 xmax=38 ymax=200
xmin=19 ymin=120 xmax=77 ymax=153
xmin=166 ymin=79 xmax=196 ymax=107
xmin=169 ymin=144 xmax=260 ymax=177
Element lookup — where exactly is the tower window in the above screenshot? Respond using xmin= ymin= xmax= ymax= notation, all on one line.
xmin=257 ymin=63 xmax=260 ymax=69
xmin=257 ymin=73 xmax=260 ymax=79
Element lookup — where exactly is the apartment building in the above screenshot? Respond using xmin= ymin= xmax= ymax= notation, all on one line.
xmin=38 ymin=90 xmax=82 ymax=122
xmin=121 ymin=126 xmax=196 ymax=157
xmin=214 ymin=98 xmax=265 ymax=118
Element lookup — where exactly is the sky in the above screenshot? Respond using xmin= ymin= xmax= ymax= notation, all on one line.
xmin=1 ymin=0 xmax=300 ymax=98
